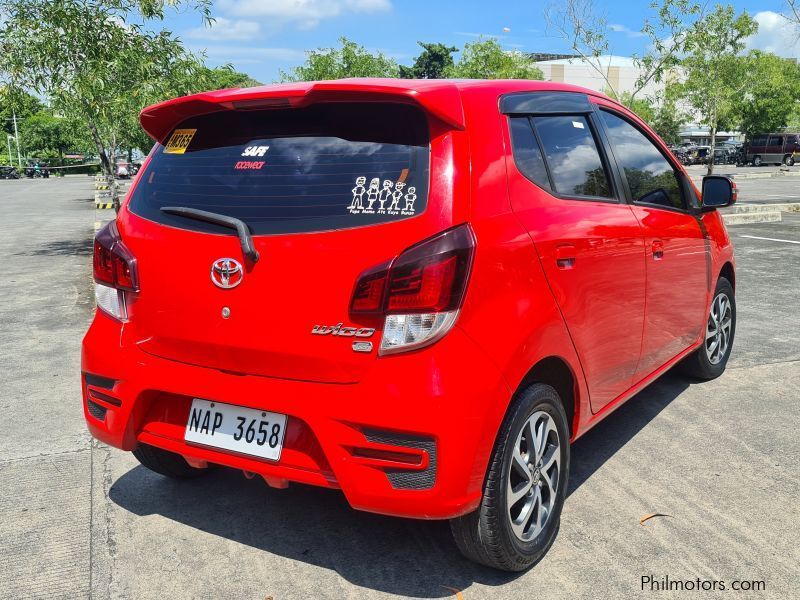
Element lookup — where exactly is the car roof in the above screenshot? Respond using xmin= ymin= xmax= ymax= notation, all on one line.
xmin=140 ymin=78 xmax=613 ymax=143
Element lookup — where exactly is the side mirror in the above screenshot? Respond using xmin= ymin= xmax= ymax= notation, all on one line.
xmin=701 ymin=176 xmax=737 ymax=210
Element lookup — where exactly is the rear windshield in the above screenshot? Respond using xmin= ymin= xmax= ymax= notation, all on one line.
xmin=129 ymin=103 xmax=430 ymax=235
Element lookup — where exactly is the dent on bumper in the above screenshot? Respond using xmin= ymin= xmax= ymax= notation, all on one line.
xmin=81 ymin=314 xmax=510 ymax=519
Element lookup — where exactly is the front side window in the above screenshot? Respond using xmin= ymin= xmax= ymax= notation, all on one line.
xmin=531 ymin=115 xmax=612 ymax=199
xmin=600 ymin=111 xmax=685 ymax=210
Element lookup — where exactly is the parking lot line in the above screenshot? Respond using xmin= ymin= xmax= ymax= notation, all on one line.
xmin=739 ymin=235 xmax=800 ymax=245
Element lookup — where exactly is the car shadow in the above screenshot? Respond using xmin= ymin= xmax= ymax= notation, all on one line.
xmin=108 ymin=371 xmax=690 ymax=597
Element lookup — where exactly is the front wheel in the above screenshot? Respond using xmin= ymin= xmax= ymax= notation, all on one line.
xmin=784 ymin=155 xmax=795 ymax=167
xmin=450 ymin=384 xmax=570 ymax=571
xmin=679 ymin=277 xmax=735 ymax=380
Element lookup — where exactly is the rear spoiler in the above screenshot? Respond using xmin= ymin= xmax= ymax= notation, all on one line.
xmin=140 ymin=79 xmax=466 ymax=143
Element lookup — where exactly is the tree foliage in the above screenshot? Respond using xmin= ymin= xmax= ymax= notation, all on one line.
xmin=731 ymin=51 xmax=800 ymax=138
xmin=446 ymin=39 xmax=543 ymax=79
xmin=678 ymin=5 xmax=758 ymax=174
xmin=399 ymin=42 xmax=457 ymax=79
xmin=280 ymin=37 xmax=400 ymax=82
xmin=0 ymin=0 xmax=211 ymax=180
xmin=19 ymin=111 xmax=93 ymax=159
xmin=545 ymin=0 xmax=703 ymax=105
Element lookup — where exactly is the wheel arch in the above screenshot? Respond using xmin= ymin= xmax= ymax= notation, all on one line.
xmin=719 ymin=261 xmax=735 ymax=291
xmin=515 ymin=356 xmax=579 ymax=440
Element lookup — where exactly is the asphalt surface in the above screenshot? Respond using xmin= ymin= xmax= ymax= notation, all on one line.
xmin=685 ymin=164 xmax=800 ymax=205
xmin=0 ymin=177 xmax=798 ymax=599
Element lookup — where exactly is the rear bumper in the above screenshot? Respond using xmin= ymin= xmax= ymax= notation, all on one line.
xmin=81 ymin=311 xmax=511 ymax=519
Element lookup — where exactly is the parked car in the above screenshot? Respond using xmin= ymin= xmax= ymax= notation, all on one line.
xmin=745 ymin=132 xmax=800 ymax=166
xmin=713 ymin=147 xmax=737 ymax=165
xmin=82 ymin=80 xmax=737 ymax=572
xmin=116 ymin=163 xmax=130 ymax=178
xmin=0 ymin=166 xmax=20 ymax=179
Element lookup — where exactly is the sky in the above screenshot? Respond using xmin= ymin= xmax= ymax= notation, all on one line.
xmin=158 ymin=0 xmax=800 ymax=83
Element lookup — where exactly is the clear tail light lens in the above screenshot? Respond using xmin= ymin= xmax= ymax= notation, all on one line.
xmin=350 ymin=224 xmax=475 ymax=355
xmin=93 ymin=221 xmax=138 ymax=321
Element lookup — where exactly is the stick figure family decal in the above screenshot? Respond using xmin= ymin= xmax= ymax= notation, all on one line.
xmin=348 ymin=176 xmax=417 ymax=216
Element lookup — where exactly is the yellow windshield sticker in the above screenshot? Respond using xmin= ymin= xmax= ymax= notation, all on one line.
xmin=164 ymin=129 xmax=197 ymax=154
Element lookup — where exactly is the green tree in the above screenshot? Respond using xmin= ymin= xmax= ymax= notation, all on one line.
xmin=678 ymin=5 xmax=758 ymax=174
xmin=280 ymin=37 xmax=400 ymax=82
xmin=732 ymin=51 xmax=800 ymax=138
xmin=446 ymin=38 xmax=544 ymax=79
xmin=19 ymin=112 xmax=74 ymax=159
xmin=0 ymin=0 xmax=210 ymax=188
xmin=400 ymin=42 xmax=458 ymax=79
xmin=0 ymin=88 xmax=44 ymax=137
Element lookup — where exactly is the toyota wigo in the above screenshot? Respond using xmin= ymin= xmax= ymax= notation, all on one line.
xmin=82 ymin=79 xmax=736 ymax=571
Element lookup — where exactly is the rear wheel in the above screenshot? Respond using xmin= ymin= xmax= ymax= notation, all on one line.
xmin=753 ymin=155 xmax=762 ymax=167
xmin=450 ymin=384 xmax=569 ymax=571
xmin=133 ymin=443 xmax=209 ymax=479
xmin=784 ymin=155 xmax=795 ymax=167
xmin=679 ymin=277 xmax=735 ymax=380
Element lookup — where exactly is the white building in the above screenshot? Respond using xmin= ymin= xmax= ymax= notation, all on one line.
xmin=532 ymin=54 xmax=664 ymax=99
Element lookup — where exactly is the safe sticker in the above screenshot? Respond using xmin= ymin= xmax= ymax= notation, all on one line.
xmin=164 ymin=129 xmax=197 ymax=154
xmin=348 ymin=176 xmax=416 ymax=216
xmin=571 ymin=121 xmax=585 ymax=129
xmin=241 ymin=145 xmax=269 ymax=157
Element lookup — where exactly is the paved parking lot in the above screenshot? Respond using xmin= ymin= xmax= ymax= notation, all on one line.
xmin=1 ymin=177 xmax=798 ymax=599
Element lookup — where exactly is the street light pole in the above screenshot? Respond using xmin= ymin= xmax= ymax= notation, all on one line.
xmin=6 ymin=136 xmax=12 ymax=167
xmin=12 ymin=111 xmax=22 ymax=168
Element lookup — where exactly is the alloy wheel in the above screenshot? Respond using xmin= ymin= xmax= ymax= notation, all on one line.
xmin=705 ymin=292 xmax=733 ymax=365
xmin=506 ymin=410 xmax=561 ymax=541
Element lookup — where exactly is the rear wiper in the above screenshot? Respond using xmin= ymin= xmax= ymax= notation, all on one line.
xmin=160 ymin=206 xmax=259 ymax=263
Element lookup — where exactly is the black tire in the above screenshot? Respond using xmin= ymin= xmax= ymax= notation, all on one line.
xmin=132 ymin=443 xmax=209 ymax=479
xmin=450 ymin=383 xmax=570 ymax=571
xmin=784 ymin=155 xmax=795 ymax=167
xmin=753 ymin=155 xmax=762 ymax=167
xmin=678 ymin=276 xmax=735 ymax=380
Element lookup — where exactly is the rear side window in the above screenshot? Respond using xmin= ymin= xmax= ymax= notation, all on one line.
xmin=129 ymin=103 xmax=429 ymax=235
xmin=531 ymin=115 xmax=612 ymax=198
xmin=508 ymin=117 xmax=551 ymax=192
xmin=768 ymin=135 xmax=784 ymax=147
xmin=751 ymin=135 xmax=767 ymax=146
xmin=600 ymin=111 xmax=684 ymax=210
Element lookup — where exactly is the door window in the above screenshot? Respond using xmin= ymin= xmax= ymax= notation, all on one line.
xmin=530 ymin=115 xmax=613 ymax=199
xmin=600 ymin=111 xmax=685 ymax=210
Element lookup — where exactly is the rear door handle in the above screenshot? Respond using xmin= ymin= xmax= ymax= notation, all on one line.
xmin=652 ymin=240 xmax=664 ymax=260
xmin=556 ymin=244 xmax=576 ymax=269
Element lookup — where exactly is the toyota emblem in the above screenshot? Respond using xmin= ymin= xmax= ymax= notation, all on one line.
xmin=211 ymin=258 xmax=243 ymax=289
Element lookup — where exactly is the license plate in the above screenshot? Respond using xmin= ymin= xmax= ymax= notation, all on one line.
xmin=184 ymin=399 xmax=287 ymax=461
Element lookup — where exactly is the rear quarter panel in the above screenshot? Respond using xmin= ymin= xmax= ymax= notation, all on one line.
xmin=455 ymin=86 xmax=590 ymax=440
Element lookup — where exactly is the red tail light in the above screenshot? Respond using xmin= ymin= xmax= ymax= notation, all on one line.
xmin=93 ymin=221 xmax=138 ymax=292
xmin=350 ymin=224 xmax=475 ymax=315
xmin=350 ymin=224 xmax=475 ymax=355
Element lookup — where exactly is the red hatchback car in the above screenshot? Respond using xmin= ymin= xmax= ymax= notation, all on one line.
xmin=83 ymin=79 xmax=736 ymax=571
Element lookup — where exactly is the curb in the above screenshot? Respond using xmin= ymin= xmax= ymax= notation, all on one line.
xmin=723 ymin=211 xmax=782 ymax=225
